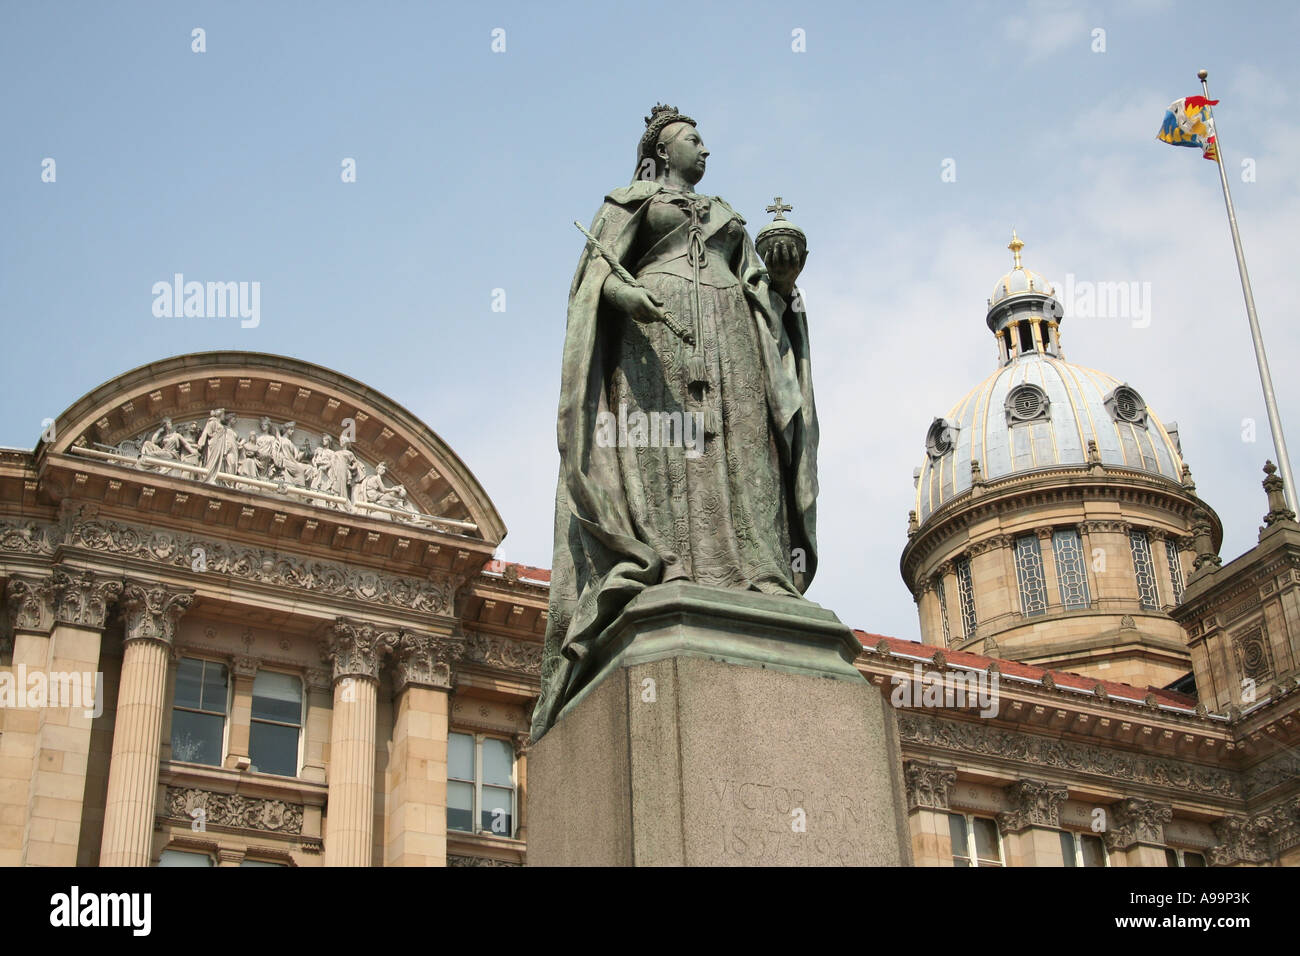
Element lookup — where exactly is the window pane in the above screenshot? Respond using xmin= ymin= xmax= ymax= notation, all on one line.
xmin=1014 ymin=535 xmax=1048 ymax=616
xmin=447 ymin=780 xmax=474 ymax=832
xmin=948 ymin=814 xmax=970 ymax=865
xmin=481 ymin=786 xmax=513 ymax=836
xmin=170 ymin=710 xmax=224 ymax=765
xmin=250 ymin=721 xmax=299 ymax=776
xmin=1053 ymin=530 xmax=1092 ymax=609
xmin=1060 ymin=832 xmax=1077 ymax=866
xmin=239 ymin=859 xmax=287 ymax=867
xmin=175 ymin=658 xmax=205 ymax=709
xmin=159 ymin=849 xmax=212 ymax=867
xmin=1129 ymin=531 xmax=1160 ymax=610
xmin=252 ymin=672 xmax=302 ymax=723
xmin=482 ymin=738 xmax=514 ymax=787
xmin=956 ymin=559 xmax=977 ymax=639
xmin=1081 ymin=835 xmax=1107 ymax=867
xmin=1165 ymin=848 xmax=1180 ymax=867
xmin=200 ymin=661 xmax=229 ymax=714
xmin=972 ymin=817 xmax=1000 ymax=864
xmin=1184 ymin=851 xmax=1205 ymax=867
xmin=448 ymin=733 xmax=474 ymax=780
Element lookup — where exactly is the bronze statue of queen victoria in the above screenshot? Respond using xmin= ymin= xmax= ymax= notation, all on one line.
xmin=532 ymin=105 xmax=822 ymax=738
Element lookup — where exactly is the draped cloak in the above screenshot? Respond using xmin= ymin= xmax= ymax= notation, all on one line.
xmin=530 ymin=181 xmax=822 ymax=740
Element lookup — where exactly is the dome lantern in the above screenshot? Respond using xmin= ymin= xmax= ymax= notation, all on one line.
xmin=986 ymin=231 xmax=1063 ymax=363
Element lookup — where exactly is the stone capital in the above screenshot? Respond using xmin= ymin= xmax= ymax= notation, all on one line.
xmin=5 ymin=574 xmax=57 ymax=633
xmin=121 ymin=579 xmax=196 ymax=646
xmin=903 ymin=759 xmax=957 ymax=811
xmin=1208 ymin=813 xmax=1274 ymax=866
xmin=1103 ymin=798 xmax=1172 ymax=851
xmin=325 ymin=617 xmax=397 ymax=684
xmin=997 ymin=778 xmax=1069 ymax=834
xmin=231 ymin=655 xmax=259 ymax=679
xmin=388 ymin=628 xmax=465 ymax=693
xmin=53 ymin=567 xmax=123 ymax=630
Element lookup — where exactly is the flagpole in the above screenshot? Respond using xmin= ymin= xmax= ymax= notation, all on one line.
xmin=1197 ymin=68 xmax=1298 ymax=513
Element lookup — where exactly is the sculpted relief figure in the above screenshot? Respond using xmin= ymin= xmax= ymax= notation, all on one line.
xmin=351 ymin=462 xmax=412 ymax=515
xmin=198 ymin=409 xmax=239 ymax=484
xmin=111 ymin=413 xmax=422 ymax=521
xmin=532 ymin=104 xmax=821 ymax=738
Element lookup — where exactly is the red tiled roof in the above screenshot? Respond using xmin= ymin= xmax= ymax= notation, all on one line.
xmin=482 ymin=559 xmax=552 ymax=584
xmin=474 ymin=563 xmax=1196 ymax=708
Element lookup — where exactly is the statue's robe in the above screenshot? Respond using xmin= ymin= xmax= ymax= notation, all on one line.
xmin=531 ymin=181 xmax=822 ymax=739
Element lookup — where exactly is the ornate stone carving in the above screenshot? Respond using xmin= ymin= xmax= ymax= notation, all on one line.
xmin=120 ymin=580 xmax=195 ymax=646
xmin=162 ymin=786 xmax=303 ymax=834
xmin=896 ymin=713 xmax=1239 ymax=798
xmin=997 ymin=778 xmax=1069 ymax=833
xmin=5 ymin=574 xmax=56 ymax=632
xmin=326 ymin=618 xmax=397 ymax=682
xmin=0 ymin=521 xmax=57 ymax=555
xmin=903 ymin=760 xmax=957 ymax=810
xmin=463 ymin=631 xmax=543 ymax=676
xmin=389 ymin=629 xmax=464 ymax=692
xmin=63 ymin=517 xmax=451 ymax=615
xmin=1208 ymin=813 xmax=1273 ymax=866
xmin=447 ymin=855 xmax=521 ymax=867
xmin=1262 ymin=460 xmax=1297 ymax=527
xmin=75 ymin=411 xmax=455 ymax=529
xmin=1232 ymin=624 xmax=1273 ymax=684
xmin=1103 ymin=798 xmax=1172 ymax=851
xmin=52 ymin=567 xmax=122 ymax=630
xmin=231 ymin=655 xmax=259 ymax=679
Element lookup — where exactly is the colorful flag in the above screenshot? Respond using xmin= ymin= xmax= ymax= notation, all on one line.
xmin=1158 ymin=95 xmax=1220 ymax=160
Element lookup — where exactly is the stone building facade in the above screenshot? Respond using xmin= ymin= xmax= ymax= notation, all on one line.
xmin=0 ymin=241 xmax=1296 ymax=867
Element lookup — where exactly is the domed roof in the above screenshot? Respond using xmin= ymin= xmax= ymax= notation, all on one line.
xmin=915 ymin=352 xmax=1184 ymax=523
xmin=990 ymin=230 xmax=1055 ymax=306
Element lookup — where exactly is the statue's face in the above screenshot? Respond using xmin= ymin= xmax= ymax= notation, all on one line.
xmin=658 ymin=122 xmax=708 ymax=184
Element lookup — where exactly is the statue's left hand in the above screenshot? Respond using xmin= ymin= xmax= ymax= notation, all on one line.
xmin=762 ymin=238 xmax=804 ymax=297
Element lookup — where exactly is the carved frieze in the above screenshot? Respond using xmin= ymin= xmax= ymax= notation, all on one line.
xmin=5 ymin=574 xmax=56 ymax=632
xmin=997 ymin=778 xmax=1069 ymax=834
xmin=162 ymin=786 xmax=303 ymax=834
xmin=896 ymin=713 xmax=1239 ymax=798
xmin=464 ymin=631 xmax=543 ymax=676
xmin=903 ymin=760 xmax=957 ymax=811
xmin=121 ymin=579 xmax=196 ymax=646
xmin=1103 ymin=798 xmax=1173 ymax=851
xmin=54 ymin=517 xmax=451 ymax=615
xmin=447 ymin=855 xmax=521 ymax=867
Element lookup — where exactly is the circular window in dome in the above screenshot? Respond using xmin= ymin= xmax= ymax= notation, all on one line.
xmin=1005 ymin=384 xmax=1050 ymax=425
xmin=926 ymin=418 xmax=957 ymax=460
xmin=1105 ymin=385 xmax=1147 ymax=426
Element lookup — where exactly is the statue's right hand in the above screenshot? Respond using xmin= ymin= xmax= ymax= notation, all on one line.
xmin=610 ymin=285 xmax=668 ymax=325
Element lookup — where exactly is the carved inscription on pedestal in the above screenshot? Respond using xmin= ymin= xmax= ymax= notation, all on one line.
xmin=706 ymin=776 xmax=869 ymax=865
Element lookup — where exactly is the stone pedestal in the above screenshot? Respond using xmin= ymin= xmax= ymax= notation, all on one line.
xmin=528 ymin=582 xmax=912 ymax=866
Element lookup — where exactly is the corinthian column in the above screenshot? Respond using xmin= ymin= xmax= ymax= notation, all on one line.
xmin=323 ymin=618 xmax=393 ymax=867
xmin=23 ymin=568 xmax=123 ymax=866
xmin=0 ymin=575 xmax=56 ymax=866
xmin=99 ymin=580 xmax=195 ymax=867
xmin=384 ymin=629 xmax=463 ymax=867
xmin=996 ymin=778 xmax=1069 ymax=866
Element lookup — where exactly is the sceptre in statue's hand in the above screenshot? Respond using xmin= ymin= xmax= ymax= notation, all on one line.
xmin=573 ymin=220 xmax=696 ymax=345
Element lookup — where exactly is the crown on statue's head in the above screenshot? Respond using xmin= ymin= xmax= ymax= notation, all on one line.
xmin=637 ymin=103 xmax=697 ymax=166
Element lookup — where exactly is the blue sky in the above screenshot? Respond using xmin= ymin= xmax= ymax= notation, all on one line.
xmin=4 ymin=0 xmax=1298 ymax=642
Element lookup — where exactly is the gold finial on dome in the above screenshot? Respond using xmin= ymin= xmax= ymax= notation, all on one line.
xmin=1008 ymin=229 xmax=1024 ymax=270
